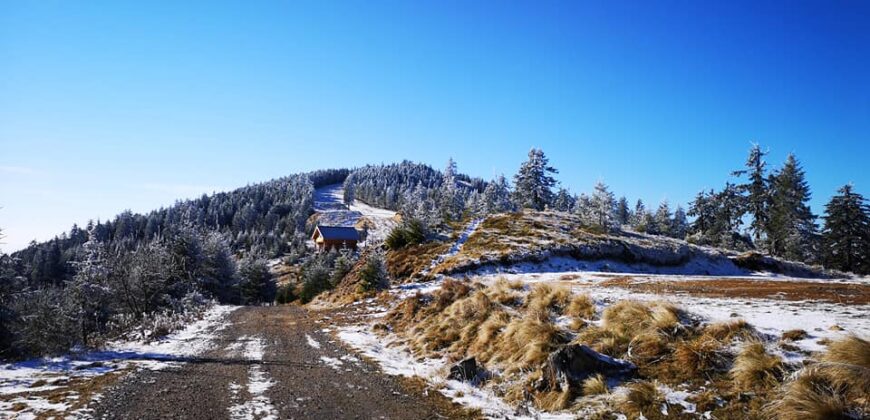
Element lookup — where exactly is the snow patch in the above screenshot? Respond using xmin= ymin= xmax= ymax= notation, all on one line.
xmin=305 ymin=335 xmax=321 ymax=349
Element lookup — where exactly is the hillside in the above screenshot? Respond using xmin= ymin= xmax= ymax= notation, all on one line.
xmin=393 ymin=211 xmax=844 ymax=282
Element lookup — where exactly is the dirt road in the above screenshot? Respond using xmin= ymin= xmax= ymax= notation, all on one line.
xmin=90 ymin=305 xmax=469 ymax=419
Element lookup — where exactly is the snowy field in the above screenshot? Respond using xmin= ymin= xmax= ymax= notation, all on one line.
xmin=313 ymin=184 xmax=398 ymax=244
xmin=0 ymin=305 xmax=237 ymax=419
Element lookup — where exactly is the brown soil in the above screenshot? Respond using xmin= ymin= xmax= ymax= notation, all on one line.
xmin=597 ymin=277 xmax=870 ymax=305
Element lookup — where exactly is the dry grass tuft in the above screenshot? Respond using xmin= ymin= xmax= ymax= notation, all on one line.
xmin=619 ymin=381 xmax=665 ymax=419
xmin=602 ymin=301 xmax=653 ymax=338
xmin=781 ymin=329 xmax=809 ymax=342
xmin=565 ymin=293 xmax=596 ymax=320
xmin=525 ymin=283 xmax=572 ymax=315
xmin=582 ymin=374 xmax=609 ymax=396
xmin=673 ymin=335 xmax=729 ymax=378
xmin=703 ymin=319 xmax=757 ymax=342
xmin=492 ymin=310 xmax=565 ymax=373
xmin=730 ymin=341 xmax=783 ymax=391
xmin=485 ymin=278 xmax=525 ymax=306
xmin=534 ymin=388 xmax=574 ymax=411
xmin=820 ymin=335 xmax=870 ymax=368
xmin=767 ymin=363 xmax=870 ymax=420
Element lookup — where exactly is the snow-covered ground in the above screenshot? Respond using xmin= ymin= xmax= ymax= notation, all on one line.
xmin=0 ymin=305 xmax=238 ymax=419
xmin=313 ymin=184 xmax=398 ymax=244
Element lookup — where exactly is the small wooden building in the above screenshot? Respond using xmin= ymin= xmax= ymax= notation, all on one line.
xmin=311 ymin=225 xmax=360 ymax=252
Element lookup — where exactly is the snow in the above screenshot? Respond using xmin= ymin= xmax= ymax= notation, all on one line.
xmin=305 ymin=335 xmax=321 ymax=349
xmin=0 ymin=304 xmax=238 ymax=419
xmin=313 ymin=184 xmax=398 ymax=245
xmin=227 ymin=336 xmax=278 ymax=420
xmin=319 ymin=356 xmax=344 ymax=371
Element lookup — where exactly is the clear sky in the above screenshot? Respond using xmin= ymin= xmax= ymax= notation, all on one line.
xmin=1 ymin=1 xmax=868 ymax=252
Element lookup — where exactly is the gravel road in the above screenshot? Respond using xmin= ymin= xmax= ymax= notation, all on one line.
xmin=90 ymin=305 xmax=471 ymax=419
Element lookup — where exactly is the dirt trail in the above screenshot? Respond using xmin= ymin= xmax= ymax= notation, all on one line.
xmin=91 ymin=305 xmax=469 ymax=419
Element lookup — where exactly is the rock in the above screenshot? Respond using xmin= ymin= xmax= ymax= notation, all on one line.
xmin=448 ymin=357 xmax=484 ymax=382
xmin=540 ymin=344 xmax=636 ymax=391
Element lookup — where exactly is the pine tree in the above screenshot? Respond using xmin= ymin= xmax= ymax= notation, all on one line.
xmin=654 ymin=201 xmax=673 ymax=237
xmin=733 ymin=144 xmax=770 ymax=246
xmin=768 ymin=154 xmax=817 ymax=262
xmin=671 ymin=206 xmax=689 ymax=239
xmin=590 ymin=182 xmax=616 ymax=229
xmin=67 ymin=228 xmax=111 ymax=346
xmin=553 ymin=188 xmax=575 ymax=213
xmin=821 ymin=184 xmax=870 ymax=274
xmin=513 ymin=148 xmax=558 ymax=211
xmin=631 ymin=199 xmax=646 ymax=227
xmin=481 ymin=175 xmax=513 ymax=214
xmin=439 ymin=158 xmax=464 ymax=221
xmin=615 ymin=197 xmax=631 ymax=226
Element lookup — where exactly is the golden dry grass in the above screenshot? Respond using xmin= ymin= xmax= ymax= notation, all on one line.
xmin=820 ymin=335 xmax=870 ymax=368
xmin=565 ymin=293 xmax=596 ymax=320
xmin=525 ymin=283 xmax=572 ymax=315
xmin=582 ymin=374 xmax=609 ymax=396
xmin=781 ymin=329 xmax=809 ymax=342
xmin=766 ymin=363 xmax=870 ymax=420
xmin=730 ymin=341 xmax=783 ymax=391
xmin=618 ymin=381 xmax=665 ymax=419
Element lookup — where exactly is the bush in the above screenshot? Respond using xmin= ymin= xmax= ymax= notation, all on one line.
xmin=275 ymin=283 xmax=297 ymax=304
xmin=239 ymin=258 xmax=276 ymax=305
xmin=299 ymin=265 xmax=331 ymax=303
xmin=359 ymin=252 xmax=388 ymax=292
xmin=385 ymin=219 xmax=426 ymax=250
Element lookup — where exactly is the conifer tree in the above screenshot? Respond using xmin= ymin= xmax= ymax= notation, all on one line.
xmin=821 ymin=184 xmax=870 ymax=274
xmin=654 ymin=201 xmax=673 ymax=237
xmin=481 ymin=175 xmax=513 ymax=214
xmin=672 ymin=206 xmax=689 ymax=239
xmin=553 ymin=188 xmax=575 ymax=213
xmin=615 ymin=197 xmax=631 ymax=226
xmin=733 ymin=144 xmax=770 ymax=245
xmin=590 ymin=182 xmax=616 ymax=229
xmin=513 ymin=148 xmax=558 ymax=211
xmin=768 ymin=154 xmax=817 ymax=262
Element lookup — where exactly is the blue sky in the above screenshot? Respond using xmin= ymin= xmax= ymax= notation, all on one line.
xmin=1 ymin=1 xmax=868 ymax=251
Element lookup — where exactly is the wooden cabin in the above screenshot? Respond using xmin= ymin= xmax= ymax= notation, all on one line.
xmin=311 ymin=225 xmax=360 ymax=252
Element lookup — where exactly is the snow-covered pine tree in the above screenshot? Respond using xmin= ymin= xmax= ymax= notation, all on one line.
xmin=512 ymin=148 xmax=558 ymax=211
xmin=590 ymin=182 xmax=616 ymax=229
xmin=615 ymin=196 xmax=631 ymax=226
xmin=732 ymin=144 xmax=770 ymax=245
xmin=439 ymin=158 xmax=465 ymax=221
xmin=671 ymin=205 xmax=689 ymax=239
xmin=553 ymin=188 xmax=575 ymax=213
xmin=821 ymin=184 xmax=870 ymax=274
xmin=654 ymin=201 xmax=673 ymax=237
xmin=67 ymin=227 xmax=111 ymax=346
xmin=481 ymin=174 xmax=513 ymax=214
xmin=768 ymin=154 xmax=817 ymax=262
xmin=631 ymin=199 xmax=646 ymax=228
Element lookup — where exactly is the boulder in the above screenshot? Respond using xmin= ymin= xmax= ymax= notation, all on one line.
xmin=448 ymin=357 xmax=484 ymax=382
xmin=540 ymin=344 xmax=636 ymax=391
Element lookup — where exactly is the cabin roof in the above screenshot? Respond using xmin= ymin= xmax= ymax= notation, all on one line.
xmin=314 ymin=225 xmax=360 ymax=241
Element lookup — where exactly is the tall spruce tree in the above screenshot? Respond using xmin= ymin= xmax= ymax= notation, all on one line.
xmin=733 ymin=144 xmax=770 ymax=245
xmin=513 ymin=148 xmax=558 ymax=211
xmin=590 ymin=182 xmax=616 ymax=229
xmin=821 ymin=184 xmax=870 ymax=274
xmin=615 ymin=197 xmax=631 ymax=226
xmin=768 ymin=154 xmax=817 ymax=262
